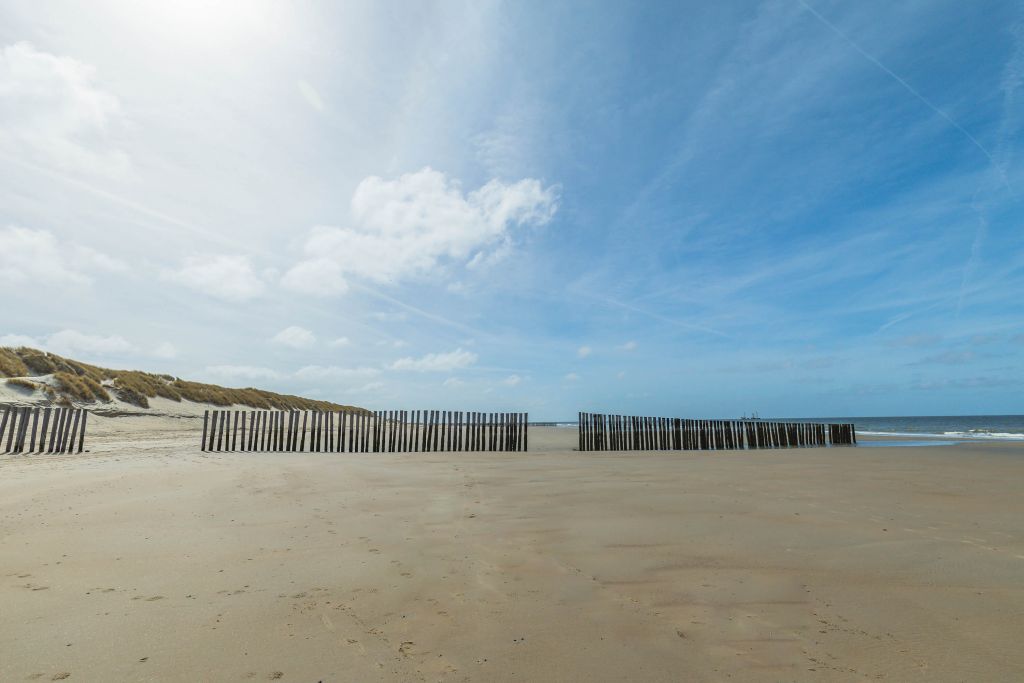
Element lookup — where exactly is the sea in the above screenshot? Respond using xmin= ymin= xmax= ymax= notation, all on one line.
xmin=534 ymin=415 xmax=1024 ymax=441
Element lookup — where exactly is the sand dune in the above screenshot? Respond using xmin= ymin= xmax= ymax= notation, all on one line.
xmin=1 ymin=419 xmax=1022 ymax=681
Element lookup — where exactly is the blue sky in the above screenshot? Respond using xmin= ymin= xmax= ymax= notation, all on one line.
xmin=1 ymin=0 xmax=1022 ymax=419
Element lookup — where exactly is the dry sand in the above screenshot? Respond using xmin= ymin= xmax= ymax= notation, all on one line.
xmin=2 ymin=415 xmax=1023 ymax=682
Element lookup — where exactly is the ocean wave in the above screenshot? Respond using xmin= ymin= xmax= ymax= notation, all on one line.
xmin=860 ymin=430 xmax=1024 ymax=441
xmin=942 ymin=431 xmax=1024 ymax=440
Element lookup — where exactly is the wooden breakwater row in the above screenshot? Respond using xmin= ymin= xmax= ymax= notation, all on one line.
xmin=0 ymin=406 xmax=88 ymax=455
xmin=201 ymin=409 xmax=528 ymax=453
xmin=578 ymin=412 xmax=855 ymax=451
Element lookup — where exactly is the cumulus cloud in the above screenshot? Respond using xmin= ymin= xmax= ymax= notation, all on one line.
xmin=270 ymin=326 xmax=316 ymax=349
xmin=564 ymin=372 xmax=580 ymax=381
xmin=619 ymin=341 xmax=637 ymax=351
xmin=577 ymin=345 xmax=592 ymax=358
xmin=280 ymin=257 xmax=348 ymax=296
xmin=502 ymin=374 xmax=522 ymax=386
xmin=283 ymin=167 xmax=558 ymax=295
xmin=389 ymin=348 xmax=477 ymax=372
xmin=0 ymin=42 xmax=128 ymax=175
xmin=329 ymin=336 xmax=351 ymax=347
xmin=442 ymin=377 xmax=465 ymax=388
xmin=162 ymin=254 xmax=265 ymax=301
xmin=0 ymin=225 xmax=126 ymax=288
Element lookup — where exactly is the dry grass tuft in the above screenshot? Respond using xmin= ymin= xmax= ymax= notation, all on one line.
xmin=53 ymin=372 xmax=111 ymax=403
xmin=0 ymin=348 xmax=29 ymax=377
xmin=5 ymin=377 xmax=38 ymax=391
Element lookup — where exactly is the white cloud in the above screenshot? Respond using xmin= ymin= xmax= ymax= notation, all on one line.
xmin=0 ymin=334 xmax=38 ymax=348
xmin=279 ymin=257 xmax=348 ymax=296
xmin=2 ymin=329 xmax=138 ymax=358
xmin=0 ymin=225 xmax=125 ymax=288
xmin=0 ymin=42 xmax=128 ymax=176
xmin=294 ymin=365 xmax=379 ymax=380
xmin=353 ymin=381 xmax=385 ymax=394
xmin=163 ymin=254 xmax=265 ymax=301
xmin=577 ymin=345 xmax=592 ymax=358
xmin=271 ymin=326 xmax=316 ymax=349
xmin=297 ymin=80 xmax=325 ymax=112
xmin=283 ymin=167 xmax=558 ymax=295
xmin=502 ymin=374 xmax=522 ymax=386
xmin=619 ymin=341 xmax=637 ymax=351
xmin=205 ymin=365 xmax=283 ymax=381
xmin=390 ymin=348 xmax=477 ymax=372
xmin=616 ymin=371 xmax=626 ymax=379
xmin=442 ymin=377 xmax=465 ymax=388
xmin=153 ymin=342 xmax=178 ymax=359
xmin=564 ymin=372 xmax=580 ymax=381
xmin=44 ymin=329 xmax=135 ymax=356
xmin=329 ymin=336 xmax=350 ymax=347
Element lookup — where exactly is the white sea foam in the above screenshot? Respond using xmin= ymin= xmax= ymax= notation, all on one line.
xmin=860 ymin=430 xmax=1024 ymax=441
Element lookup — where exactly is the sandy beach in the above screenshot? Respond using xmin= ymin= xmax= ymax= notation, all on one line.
xmin=2 ymin=417 xmax=1023 ymax=682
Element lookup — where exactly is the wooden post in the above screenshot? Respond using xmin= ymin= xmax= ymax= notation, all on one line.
xmin=77 ymin=409 xmax=88 ymax=453
xmin=60 ymin=406 xmax=74 ymax=453
xmin=356 ymin=411 xmax=362 ymax=453
xmin=49 ymin=407 xmax=63 ymax=454
xmin=36 ymin=407 xmax=50 ymax=454
xmin=9 ymin=407 xmax=23 ymax=453
xmin=28 ymin=407 xmax=40 ymax=453
xmin=13 ymin=407 xmax=25 ymax=452
xmin=239 ymin=411 xmax=246 ymax=452
xmin=214 ymin=410 xmax=224 ymax=451
xmin=411 ymin=410 xmax=418 ymax=453
xmin=347 ymin=411 xmax=355 ymax=453
xmin=52 ymin=408 xmax=66 ymax=454
xmin=0 ymin=406 xmax=10 ymax=452
xmin=339 ymin=411 xmax=347 ymax=453
xmin=67 ymin=409 xmax=82 ymax=454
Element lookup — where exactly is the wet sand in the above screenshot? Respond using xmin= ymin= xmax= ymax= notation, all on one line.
xmin=1 ymin=419 xmax=1022 ymax=681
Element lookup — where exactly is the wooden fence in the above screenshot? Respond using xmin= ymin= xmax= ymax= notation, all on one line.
xmin=201 ymin=409 xmax=528 ymax=453
xmin=0 ymin=406 xmax=88 ymax=455
xmin=578 ymin=412 xmax=855 ymax=451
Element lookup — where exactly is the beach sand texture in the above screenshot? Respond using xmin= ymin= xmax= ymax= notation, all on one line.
xmin=2 ymin=418 xmax=1023 ymax=682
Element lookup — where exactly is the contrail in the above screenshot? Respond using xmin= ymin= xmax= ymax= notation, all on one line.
xmin=796 ymin=0 xmax=997 ymax=168
xmin=581 ymin=291 xmax=732 ymax=338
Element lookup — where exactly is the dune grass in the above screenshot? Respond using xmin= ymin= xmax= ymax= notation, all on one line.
xmin=5 ymin=377 xmax=38 ymax=392
xmin=0 ymin=346 xmax=365 ymax=413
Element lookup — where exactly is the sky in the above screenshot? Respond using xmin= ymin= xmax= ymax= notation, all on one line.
xmin=1 ymin=0 xmax=1022 ymax=420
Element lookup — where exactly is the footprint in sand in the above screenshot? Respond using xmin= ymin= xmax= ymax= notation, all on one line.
xmin=268 ymin=673 xmax=284 ymax=680
xmin=51 ymin=674 xmax=71 ymax=681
